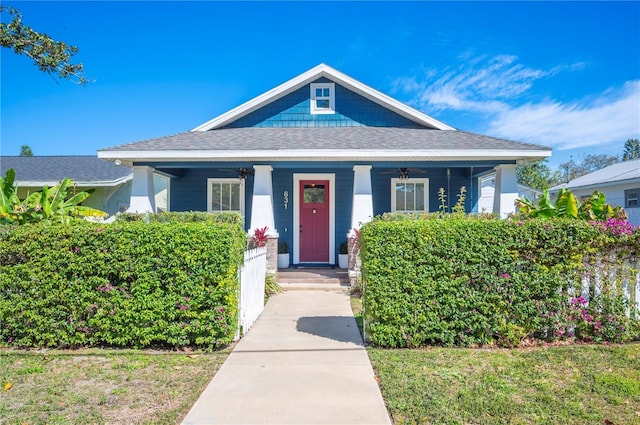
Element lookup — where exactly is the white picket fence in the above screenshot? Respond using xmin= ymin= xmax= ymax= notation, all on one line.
xmin=236 ymin=246 xmax=267 ymax=339
xmin=580 ymin=254 xmax=640 ymax=318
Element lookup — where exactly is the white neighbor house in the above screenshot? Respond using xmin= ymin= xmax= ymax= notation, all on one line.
xmin=477 ymin=173 xmax=541 ymax=214
xmin=550 ymin=159 xmax=640 ymax=226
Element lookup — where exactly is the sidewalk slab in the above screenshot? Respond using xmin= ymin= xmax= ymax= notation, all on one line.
xmin=182 ymin=290 xmax=390 ymax=425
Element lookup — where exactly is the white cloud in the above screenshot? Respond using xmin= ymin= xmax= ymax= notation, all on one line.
xmin=488 ymin=81 xmax=640 ymax=150
xmin=393 ymin=56 xmax=640 ymax=151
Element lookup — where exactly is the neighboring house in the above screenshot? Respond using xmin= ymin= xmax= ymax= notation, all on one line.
xmin=477 ymin=174 xmax=541 ymax=214
xmin=0 ymin=156 xmax=169 ymax=216
xmin=550 ymin=159 xmax=640 ymax=226
xmin=98 ymin=64 xmax=551 ymax=266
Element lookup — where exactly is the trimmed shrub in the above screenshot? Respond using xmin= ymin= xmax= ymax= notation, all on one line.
xmin=360 ymin=217 xmax=640 ymax=348
xmin=0 ymin=220 xmax=246 ymax=349
xmin=115 ymin=211 xmax=243 ymax=225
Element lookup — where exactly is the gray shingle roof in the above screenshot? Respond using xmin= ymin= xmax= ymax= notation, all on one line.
xmin=100 ymin=127 xmax=550 ymax=152
xmin=0 ymin=156 xmax=132 ymax=185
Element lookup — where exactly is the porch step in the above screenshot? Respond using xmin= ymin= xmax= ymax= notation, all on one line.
xmin=277 ymin=268 xmax=350 ymax=290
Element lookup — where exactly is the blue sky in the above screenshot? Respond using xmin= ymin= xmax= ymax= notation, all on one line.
xmin=1 ymin=1 xmax=639 ymax=170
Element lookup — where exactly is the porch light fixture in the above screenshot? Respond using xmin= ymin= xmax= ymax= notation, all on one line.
xmin=237 ymin=168 xmax=251 ymax=180
xmin=398 ymin=168 xmax=410 ymax=180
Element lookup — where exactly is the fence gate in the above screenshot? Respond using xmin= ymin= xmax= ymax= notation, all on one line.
xmin=237 ymin=246 xmax=267 ymax=339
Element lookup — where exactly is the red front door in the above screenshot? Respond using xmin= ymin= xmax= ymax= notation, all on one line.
xmin=299 ymin=180 xmax=330 ymax=262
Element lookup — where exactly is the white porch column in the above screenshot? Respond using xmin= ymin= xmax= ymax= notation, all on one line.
xmin=349 ymin=165 xmax=373 ymax=236
xmin=492 ymin=164 xmax=518 ymax=218
xmin=127 ymin=166 xmax=156 ymax=213
xmin=250 ymin=165 xmax=278 ymax=236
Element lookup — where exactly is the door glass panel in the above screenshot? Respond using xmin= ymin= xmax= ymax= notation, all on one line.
xmin=211 ymin=183 xmax=221 ymax=210
xmin=304 ymin=184 xmax=325 ymax=203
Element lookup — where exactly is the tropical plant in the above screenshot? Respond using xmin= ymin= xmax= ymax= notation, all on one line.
xmin=0 ymin=168 xmax=21 ymax=224
xmin=21 ymin=177 xmax=107 ymax=224
xmin=515 ymin=188 xmax=626 ymax=221
xmin=0 ymin=169 xmax=106 ymax=225
xmin=278 ymin=242 xmax=288 ymax=254
xmin=339 ymin=241 xmax=349 ymax=255
xmin=252 ymin=226 xmax=269 ymax=247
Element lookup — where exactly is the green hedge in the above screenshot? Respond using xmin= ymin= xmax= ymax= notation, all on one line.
xmin=0 ymin=220 xmax=246 ymax=349
xmin=360 ymin=218 xmax=640 ymax=348
xmin=116 ymin=211 xmax=243 ymax=225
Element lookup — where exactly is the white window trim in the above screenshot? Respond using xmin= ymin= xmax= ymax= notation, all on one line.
xmin=391 ymin=178 xmax=429 ymax=213
xmin=207 ymin=178 xmax=245 ymax=214
xmin=310 ymin=83 xmax=335 ymax=115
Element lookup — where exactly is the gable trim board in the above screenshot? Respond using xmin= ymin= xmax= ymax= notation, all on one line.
xmin=191 ymin=64 xmax=455 ymax=131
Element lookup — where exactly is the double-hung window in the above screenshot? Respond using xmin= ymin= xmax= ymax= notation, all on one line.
xmin=310 ymin=83 xmax=335 ymax=114
xmin=391 ymin=178 xmax=428 ymax=213
xmin=625 ymin=189 xmax=640 ymax=208
xmin=207 ymin=178 xmax=244 ymax=214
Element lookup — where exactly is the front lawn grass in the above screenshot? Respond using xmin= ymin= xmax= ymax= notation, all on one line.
xmin=0 ymin=348 xmax=230 ymax=424
xmin=368 ymin=343 xmax=640 ymax=425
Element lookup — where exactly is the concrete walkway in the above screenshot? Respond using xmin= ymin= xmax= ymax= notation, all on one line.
xmin=182 ymin=289 xmax=391 ymax=425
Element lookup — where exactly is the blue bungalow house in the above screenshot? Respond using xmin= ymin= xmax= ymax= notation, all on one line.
xmin=98 ymin=64 xmax=550 ymax=268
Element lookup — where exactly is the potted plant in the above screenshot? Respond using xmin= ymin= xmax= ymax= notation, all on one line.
xmin=278 ymin=242 xmax=290 ymax=269
xmin=338 ymin=241 xmax=349 ymax=269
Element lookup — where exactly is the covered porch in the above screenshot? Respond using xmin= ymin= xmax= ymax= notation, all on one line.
xmin=116 ymin=160 xmax=521 ymax=271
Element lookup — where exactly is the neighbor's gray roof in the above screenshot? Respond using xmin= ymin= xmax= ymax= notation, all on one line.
xmin=100 ymin=127 xmax=550 ymax=152
xmin=0 ymin=156 xmax=132 ymax=186
xmin=552 ymin=159 xmax=640 ymax=191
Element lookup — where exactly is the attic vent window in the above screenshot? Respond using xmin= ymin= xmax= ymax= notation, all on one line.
xmin=310 ymin=83 xmax=335 ymax=114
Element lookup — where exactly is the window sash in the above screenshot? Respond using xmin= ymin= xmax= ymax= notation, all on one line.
xmin=208 ymin=179 xmax=244 ymax=214
xmin=310 ymin=83 xmax=335 ymax=114
xmin=626 ymin=190 xmax=639 ymax=208
xmin=392 ymin=179 xmax=428 ymax=212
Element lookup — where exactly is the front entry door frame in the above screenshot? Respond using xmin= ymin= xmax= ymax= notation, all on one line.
xmin=293 ymin=173 xmax=335 ymax=265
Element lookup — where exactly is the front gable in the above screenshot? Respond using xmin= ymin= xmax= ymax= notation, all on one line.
xmin=224 ymin=77 xmax=421 ymax=128
xmin=192 ymin=63 xmax=455 ymax=131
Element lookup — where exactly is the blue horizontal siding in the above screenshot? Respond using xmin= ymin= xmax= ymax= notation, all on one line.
xmin=167 ymin=164 xmax=481 ymax=256
xmin=224 ymin=78 xmax=420 ymax=129
xmin=169 ymin=167 xmax=254 ymax=231
xmin=371 ymin=167 xmax=478 ymax=215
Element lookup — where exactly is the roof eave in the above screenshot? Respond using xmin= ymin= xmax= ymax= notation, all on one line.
xmin=191 ymin=64 xmax=455 ymax=131
xmin=15 ymin=175 xmax=133 ymax=188
xmin=551 ymin=177 xmax=640 ymax=193
xmin=98 ymin=148 xmax=550 ymax=163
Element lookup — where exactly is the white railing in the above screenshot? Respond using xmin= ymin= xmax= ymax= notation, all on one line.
xmin=580 ymin=254 xmax=640 ymax=318
xmin=237 ymin=246 xmax=267 ymax=339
